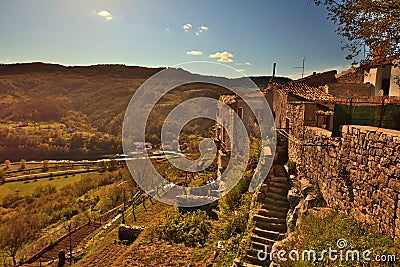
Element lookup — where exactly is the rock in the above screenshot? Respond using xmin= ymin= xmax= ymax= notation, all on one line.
xmin=286 ymin=209 xmax=298 ymax=233
xmin=304 ymin=194 xmax=320 ymax=210
xmin=58 ymin=250 xmax=66 ymax=267
xmin=118 ymin=224 xmax=143 ymax=243
xmin=287 ymin=189 xmax=301 ymax=209
xmin=300 ymin=179 xmax=313 ymax=196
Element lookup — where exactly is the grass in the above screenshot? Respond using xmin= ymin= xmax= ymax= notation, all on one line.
xmin=279 ymin=209 xmax=400 ymax=267
xmin=0 ymin=172 xmax=94 ymax=199
xmin=74 ymin=200 xmax=219 ymax=267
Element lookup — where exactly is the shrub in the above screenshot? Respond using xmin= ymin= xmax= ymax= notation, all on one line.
xmin=0 ymin=194 xmax=24 ymax=209
xmin=32 ymin=184 xmax=57 ymax=198
xmin=280 ymin=210 xmax=400 ymax=267
xmin=158 ymin=209 xmax=211 ymax=247
xmin=0 ymin=168 xmax=5 ymax=185
xmin=216 ymin=192 xmax=252 ymax=240
xmin=215 ymin=170 xmax=253 ymax=240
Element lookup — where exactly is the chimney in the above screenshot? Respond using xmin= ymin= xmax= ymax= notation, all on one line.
xmin=272 ymin=62 xmax=277 ymax=78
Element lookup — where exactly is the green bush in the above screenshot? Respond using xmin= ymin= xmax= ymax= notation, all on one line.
xmin=215 ymin=170 xmax=253 ymax=240
xmin=32 ymin=184 xmax=57 ymax=198
xmin=216 ymin=192 xmax=252 ymax=240
xmin=158 ymin=209 xmax=211 ymax=247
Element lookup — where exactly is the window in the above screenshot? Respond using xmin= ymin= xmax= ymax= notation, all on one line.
xmin=237 ymin=107 xmax=243 ymax=119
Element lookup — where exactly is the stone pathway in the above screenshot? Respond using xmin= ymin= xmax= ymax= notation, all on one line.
xmin=241 ymin=164 xmax=291 ymax=267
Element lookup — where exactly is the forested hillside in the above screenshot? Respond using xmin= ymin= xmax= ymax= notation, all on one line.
xmin=0 ymin=63 xmax=290 ymax=160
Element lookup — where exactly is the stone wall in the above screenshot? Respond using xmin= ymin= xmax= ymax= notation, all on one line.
xmin=336 ymin=69 xmax=364 ymax=84
xmin=296 ymin=70 xmax=338 ymax=87
xmin=286 ymin=102 xmax=305 ymax=163
xmin=325 ymin=83 xmax=374 ymax=98
xmin=288 ymin=123 xmax=400 ymax=240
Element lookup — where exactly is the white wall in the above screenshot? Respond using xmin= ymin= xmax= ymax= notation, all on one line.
xmin=389 ymin=64 xmax=400 ymax=96
xmin=364 ymin=68 xmax=379 ymax=95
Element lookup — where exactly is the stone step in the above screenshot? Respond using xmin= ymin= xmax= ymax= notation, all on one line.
xmin=264 ymin=198 xmax=290 ymax=209
xmin=264 ymin=191 xmax=288 ymax=202
xmin=243 ymin=254 xmax=270 ymax=267
xmin=262 ymin=203 xmax=289 ymax=213
xmin=245 ymin=249 xmax=271 ymax=266
xmin=258 ymin=208 xmax=288 ymax=219
xmin=254 ymin=220 xmax=287 ymax=233
xmin=273 ymin=165 xmax=288 ymax=177
xmin=250 ymin=234 xmax=276 ymax=246
xmin=242 ymin=261 xmax=263 ymax=267
xmin=265 ymin=186 xmax=289 ymax=195
xmin=269 ymin=181 xmax=291 ymax=190
xmin=251 ymin=241 xmax=273 ymax=251
xmin=257 ymin=193 xmax=287 ymax=204
xmin=270 ymin=176 xmax=289 ymax=184
xmin=253 ymin=214 xmax=286 ymax=225
xmin=253 ymin=228 xmax=283 ymax=240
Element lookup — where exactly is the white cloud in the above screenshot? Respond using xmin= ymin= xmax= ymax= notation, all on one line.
xmin=196 ymin=25 xmax=209 ymax=36
xmin=235 ymin=69 xmax=245 ymax=72
xmin=235 ymin=62 xmax=252 ymax=66
xmin=209 ymin=51 xmax=234 ymax=63
xmin=165 ymin=27 xmax=171 ymax=32
xmin=182 ymin=23 xmax=192 ymax=32
xmin=97 ymin=10 xmax=113 ymax=21
xmin=186 ymin=50 xmax=203 ymax=56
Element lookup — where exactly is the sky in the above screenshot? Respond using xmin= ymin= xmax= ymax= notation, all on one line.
xmin=0 ymin=0 xmax=358 ymax=79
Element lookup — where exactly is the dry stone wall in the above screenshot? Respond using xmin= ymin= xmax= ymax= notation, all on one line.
xmin=289 ymin=124 xmax=400 ymax=240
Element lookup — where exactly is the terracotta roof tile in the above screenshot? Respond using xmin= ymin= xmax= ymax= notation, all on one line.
xmin=270 ymin=81 xmax=336 ymax=102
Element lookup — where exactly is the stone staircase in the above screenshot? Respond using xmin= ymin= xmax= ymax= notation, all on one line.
xmin=241 ymin=164 xmax=291 ymax=267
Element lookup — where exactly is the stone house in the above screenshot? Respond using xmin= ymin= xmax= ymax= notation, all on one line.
xmin=215 ymin=92 xmax=271 ymax=153
xmin=363 ymin=60 xmax=400 ymax=96
xmin=295 ymin=70 xmax=338 ymax=87
xmin=266 ymin=80 xmax=336 ymax=131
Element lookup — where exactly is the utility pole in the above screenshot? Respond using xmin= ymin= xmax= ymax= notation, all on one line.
xmin=272 ymin=62 xmax=276 ymax=79
xmin=294 ymin=57 xmax=306 ymax=78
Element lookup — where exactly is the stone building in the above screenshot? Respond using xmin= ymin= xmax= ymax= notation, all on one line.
xmin=266 ymin=80 xmax=336 ymax=131
xmin=215 ymin=91 xmax=272 ymax=153
xmin=363 ymin=60 xmax=400 ymax=96
xmin=295 ymin=70 xmax=338 ymax=87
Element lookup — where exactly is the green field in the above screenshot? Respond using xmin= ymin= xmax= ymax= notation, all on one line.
xmin=0 ymin=172 xmax=95 ymax=199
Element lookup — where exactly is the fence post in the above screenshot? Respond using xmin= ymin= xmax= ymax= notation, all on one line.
xmin=132 ymin=203 xmax=136 ymax=222
xmin=379 ymin=98 xmax=385 ymax=128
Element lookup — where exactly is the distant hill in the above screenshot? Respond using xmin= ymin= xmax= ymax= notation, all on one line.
xmin=0 ymin=62 xmax=291 ymax=136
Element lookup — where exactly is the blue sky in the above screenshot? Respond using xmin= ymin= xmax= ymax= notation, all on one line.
xmin=0 ymin=0 xmax=356 ymax=79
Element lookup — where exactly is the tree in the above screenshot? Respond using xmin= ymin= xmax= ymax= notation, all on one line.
xmin=19 ymin=159 xmax=26 ymax=171
xmin=4 ymin=160 xmax=11 ymax=171
xmin=0 ymin=215 xmax=34 ymax=266
xmin=315 ymin=0 xmax=400 ymax=64
xmin=42 ymin=160 xmax=49 ymax=172
xmin=0 ymin=168 xmax=5 ymax=185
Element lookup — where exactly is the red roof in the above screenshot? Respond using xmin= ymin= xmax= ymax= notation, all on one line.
xmin=269 ymin=81 xmax=336 ymax=102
